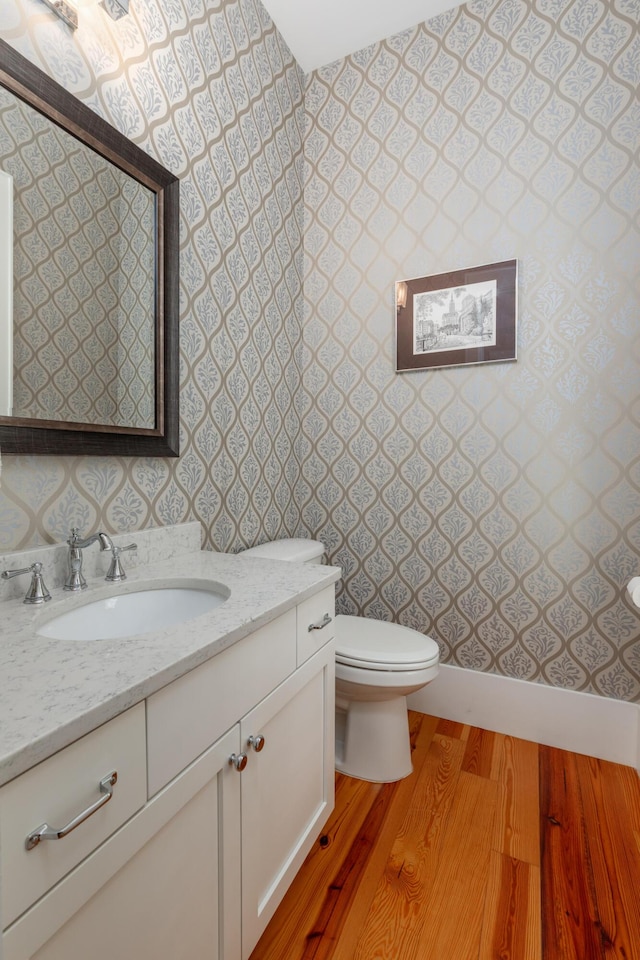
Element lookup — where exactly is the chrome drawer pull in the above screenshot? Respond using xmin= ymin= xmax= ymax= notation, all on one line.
xmin=25 ymin=771 xmax=118 ymax=851
xmin=308 ymin=613 xmax=332 ymax=633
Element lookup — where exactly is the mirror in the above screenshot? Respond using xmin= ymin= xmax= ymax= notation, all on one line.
xmin=0 ymin=38 xmax=179 ymax=456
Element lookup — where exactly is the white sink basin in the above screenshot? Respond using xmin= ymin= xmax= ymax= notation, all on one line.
xmin=37 ymin=581 xmax=230 ymax=641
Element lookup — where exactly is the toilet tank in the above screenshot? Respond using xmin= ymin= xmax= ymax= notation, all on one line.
xmin=241 ymin=538 xmax=325 ymax=564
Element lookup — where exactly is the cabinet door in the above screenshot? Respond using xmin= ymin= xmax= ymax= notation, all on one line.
xmin=4 ymin=727 xmax=242 ymax=960
xmin=240 ymin=642 xmax=335 ymax=959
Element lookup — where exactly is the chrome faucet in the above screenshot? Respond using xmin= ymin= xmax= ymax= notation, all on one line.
xmin=2 ymin=561 xmax=52 ymax=604
xmin=64 ymin=529 xmax=113 ymax=592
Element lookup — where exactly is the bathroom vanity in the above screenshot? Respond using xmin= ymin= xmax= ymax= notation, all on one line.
xmin=0 ymin=528 xmax=340 ymax=960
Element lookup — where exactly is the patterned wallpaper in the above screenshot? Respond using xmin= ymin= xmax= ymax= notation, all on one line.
xmin=300 ymin=0 xmax=640 ymax=699
xmin=0 ymin=0 xmax=638 ymax=703
xmin=1 ymin=85 xmax=156 ymax=428
xmin=0 ymin=0 xmax=305 ymax=550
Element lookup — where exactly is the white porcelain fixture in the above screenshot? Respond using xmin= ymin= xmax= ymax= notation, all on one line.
xmin=241 ymin=539 xmax=440 ymax=782
xmin=36 ymin=580 xmax=229 ymax=641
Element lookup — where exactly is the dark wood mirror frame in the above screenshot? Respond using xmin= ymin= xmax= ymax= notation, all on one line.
xmin=0 ymin=38 xmax=179 ymax=456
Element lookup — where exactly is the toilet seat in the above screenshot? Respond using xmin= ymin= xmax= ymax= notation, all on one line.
xmin=335 ymin=615 xmax=439 ymax=671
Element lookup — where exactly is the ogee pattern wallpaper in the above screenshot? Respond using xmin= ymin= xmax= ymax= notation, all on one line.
xmin=300 ymin=0 xmax=640 ymax=698
xmin=0 ymin=0 xmax=306 ymax=550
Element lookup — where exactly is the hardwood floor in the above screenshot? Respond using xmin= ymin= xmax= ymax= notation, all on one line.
xmin=250 ymin=712 xmax=640 ymax=960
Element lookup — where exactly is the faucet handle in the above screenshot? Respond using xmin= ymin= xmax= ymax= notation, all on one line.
xmin=105 ymin=543 xmax=137 ymax=583
xmin=2 ymin=562 xmax=52 ymax=604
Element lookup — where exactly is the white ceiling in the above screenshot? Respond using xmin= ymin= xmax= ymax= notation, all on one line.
xmin=260 ymin=0 xmax=460 ymax=73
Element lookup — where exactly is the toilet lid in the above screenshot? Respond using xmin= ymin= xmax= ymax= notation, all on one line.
xmin=241 ymin=538 xmax=325 ymax=563
xmin=335 ymin=615 xmax=440 ymax=671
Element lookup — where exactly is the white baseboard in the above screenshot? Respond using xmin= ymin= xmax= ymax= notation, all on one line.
xmin=407 ymin=664 xmax=640 ymax=772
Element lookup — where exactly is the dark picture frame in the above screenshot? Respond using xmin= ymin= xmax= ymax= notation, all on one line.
xmin=395 ymin=259 xmax=517 ymax=373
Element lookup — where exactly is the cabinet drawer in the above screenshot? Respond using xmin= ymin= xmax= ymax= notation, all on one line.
xmin=0 ymin=703 xmax=146 ymax=928
xmin=296 ymin=587 xmax=336 ymax=665
xmin=147 ymin=608 xmax=297 ymax=796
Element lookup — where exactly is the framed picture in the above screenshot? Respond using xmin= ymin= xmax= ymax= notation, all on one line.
xmin=395 ymin=259 xmax=517 ymax=373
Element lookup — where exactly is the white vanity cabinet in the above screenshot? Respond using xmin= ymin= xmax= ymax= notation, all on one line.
xmin=0 ymin=586 xmax=336 ymax=960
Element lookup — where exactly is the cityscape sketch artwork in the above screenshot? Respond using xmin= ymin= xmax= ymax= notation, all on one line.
xmin=413 ymin=279 xmax=497 ymax=355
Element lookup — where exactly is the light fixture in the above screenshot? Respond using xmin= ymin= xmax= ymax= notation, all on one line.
xmin=41 ymin=0 xmax=78 ymax=29
xmin=39 ymin=0 xmax=129 ymax=29
xmin=396 ymin=281 xmax=408 ymax=311
xmin=100 ymin=0 xmax=129 ymax=20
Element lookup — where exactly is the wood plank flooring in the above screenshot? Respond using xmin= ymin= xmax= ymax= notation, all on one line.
xmin=250 ymin=712 xmax=640 ymax=960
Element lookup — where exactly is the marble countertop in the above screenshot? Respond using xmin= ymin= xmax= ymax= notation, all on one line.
xmin=0 ymin=551 xmax=340 ymax=787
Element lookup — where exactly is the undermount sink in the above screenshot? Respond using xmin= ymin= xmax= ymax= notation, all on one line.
xmin=36 ymin=581 xmax=230 ymax=641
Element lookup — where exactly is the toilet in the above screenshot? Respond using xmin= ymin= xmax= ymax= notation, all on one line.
xmin=241 ymin=538 xmax=440 ymax=783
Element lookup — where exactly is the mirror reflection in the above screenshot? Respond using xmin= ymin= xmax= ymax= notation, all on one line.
xmin=0 ymin=85 xmax=156 ymax=429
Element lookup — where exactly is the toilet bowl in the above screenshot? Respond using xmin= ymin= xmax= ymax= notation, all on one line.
xmin=241 ymin=538 xmax=440 ymax=783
